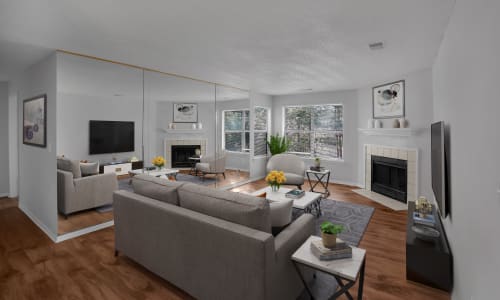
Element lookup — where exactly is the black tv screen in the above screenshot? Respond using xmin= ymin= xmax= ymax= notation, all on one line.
xmin=89 ymin=120 xmax=135 ymax=155
xmin=431 ymin=121 xmax=447 ymax=217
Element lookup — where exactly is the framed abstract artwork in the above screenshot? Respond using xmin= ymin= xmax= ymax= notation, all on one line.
xmin=173 ymin=103 xmax=198 ymax=123
xmin=23 ymin=94 xmax=47 ymax=148
xmin=372 ymin=80 xmax=405 ymax=119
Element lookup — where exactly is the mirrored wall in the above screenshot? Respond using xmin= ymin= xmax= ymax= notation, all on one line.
xmin=56 ymin=52 xmax=251 ymax=236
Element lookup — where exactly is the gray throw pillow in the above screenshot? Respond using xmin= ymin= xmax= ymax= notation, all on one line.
xmin=80 ymin=162 xmax=99 ymax=177
xmin=57 ymin=158 xmax=82 ymax=178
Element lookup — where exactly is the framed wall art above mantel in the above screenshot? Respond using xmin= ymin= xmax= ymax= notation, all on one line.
xmin=173 ymin=103 xmax=198 ymax=123
xmin=372 ymin=80 xmax=405 ymax=119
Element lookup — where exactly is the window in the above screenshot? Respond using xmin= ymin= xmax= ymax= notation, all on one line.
xmin=254 ymin=106 xmax=269 ymax=156
xmin=223 ymin=110 xmax=250 ymax=152
xmin=284 ymin=104 xmax=343 ymax=159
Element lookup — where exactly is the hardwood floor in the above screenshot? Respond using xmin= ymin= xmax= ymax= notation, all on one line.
xmin=0 ymin=180 xmax=450 ymax=300
xmin=58 ymin=209 xmax=113 ymax=235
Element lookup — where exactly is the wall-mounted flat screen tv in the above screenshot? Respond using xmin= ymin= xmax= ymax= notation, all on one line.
xmin=431 ymin=121 xmax=448 ymax=217
xmin=89 ymin=120 xmax=134 ymax=155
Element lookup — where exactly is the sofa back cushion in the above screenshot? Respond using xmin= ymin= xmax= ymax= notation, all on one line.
xmin=178 ymin=183 xmax=271 ymax=233
xmin=57 ymin=158 xmax=82 ymax=178
xmin=132 ymin=175 xmax=185 ymax=205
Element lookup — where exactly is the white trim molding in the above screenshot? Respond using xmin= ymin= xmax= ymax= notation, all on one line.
xmin=19 ymin=203 xmax=58 ymax=243
xmin=56 ymin=220 xmax=114 ymax=243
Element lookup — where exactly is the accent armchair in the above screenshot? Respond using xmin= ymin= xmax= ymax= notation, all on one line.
xmin=195 ymin=152 xmax=227 ymax=180
xmin=57 ymin=170 xmax=118 ymax=218
xmin=266 ymin=153 xmax=306 ymax=189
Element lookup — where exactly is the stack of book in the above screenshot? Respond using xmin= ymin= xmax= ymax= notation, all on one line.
xmin=413 ymin=212 xmax=436 ymax=227
xmin=285 ymin=189 xmax=305 ymax=199
xmin=310 ymin=239 xmax=352 ymax=261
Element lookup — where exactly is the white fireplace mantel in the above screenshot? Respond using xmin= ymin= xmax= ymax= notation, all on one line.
xmin=358 ymin=128 xmax=425 ymax=137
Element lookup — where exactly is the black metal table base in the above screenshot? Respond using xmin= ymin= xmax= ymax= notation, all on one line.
xmin=306 ymin=171 xmax=331 ymax=198
xmin=293 ymin=258 xmax=365 ymax=300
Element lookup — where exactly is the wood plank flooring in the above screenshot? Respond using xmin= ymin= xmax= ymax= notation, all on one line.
xmin=0 ymin=180 xmax=450 ymax=300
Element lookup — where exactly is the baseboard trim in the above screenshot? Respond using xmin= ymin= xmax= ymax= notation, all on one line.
xmin=56 ymin=220 xmax=114 ymax=243
xmin=18 ymin=203 xmax=58 ymax=243
xmin=331 ymin=179 xmax=364 ymax=188
xmin=0 ymin=193 xmax=9 ymax=198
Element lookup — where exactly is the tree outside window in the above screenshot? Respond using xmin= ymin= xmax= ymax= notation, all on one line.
xmin=284 ymin=104 xmax=343 ymax=159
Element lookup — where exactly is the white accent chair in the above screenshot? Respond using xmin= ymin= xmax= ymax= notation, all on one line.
xmin=195 ymin=152 xmax=227 ymax=180
xmin=266 ymin=153 xmax=306 ymax=189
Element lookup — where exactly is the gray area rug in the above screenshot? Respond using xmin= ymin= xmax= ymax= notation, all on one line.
xmin=295 ymin=199 xmax=374 ymax=300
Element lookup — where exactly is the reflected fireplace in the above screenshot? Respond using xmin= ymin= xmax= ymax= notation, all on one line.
xmin=171 ymin=145 xmax=199 ymax=168
xmin=371 ymin=155 xmax=407 ymax=203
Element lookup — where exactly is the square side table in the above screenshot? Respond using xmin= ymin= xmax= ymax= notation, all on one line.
xmin=292 ymin=236 xmax=366 ymax=300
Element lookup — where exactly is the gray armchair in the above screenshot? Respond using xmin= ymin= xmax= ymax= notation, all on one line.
xmin=195 ymin=151 xmax=227 ymax=180
xmin=57 ymin=169 xmax=118 ymax=218
xmin=266 ymin=153 xmax=306 ymax=189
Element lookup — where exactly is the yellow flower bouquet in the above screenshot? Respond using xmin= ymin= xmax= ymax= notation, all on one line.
xmin=265 ymin=170 xmax=286 ymax=191
xmin=151 ymin=156 xmax=165 ymax=169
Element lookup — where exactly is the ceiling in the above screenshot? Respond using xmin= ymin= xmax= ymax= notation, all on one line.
xmin=0 ymin=0 xmax=455 ymax=95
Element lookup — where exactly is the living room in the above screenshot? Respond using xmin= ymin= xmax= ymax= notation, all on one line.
xmin=1 ymin=0 xmax=499 ymax=299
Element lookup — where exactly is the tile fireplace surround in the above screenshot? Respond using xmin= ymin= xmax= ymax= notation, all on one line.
xmin=364 ymin=144 xmax=418 ymax=204
xmin=164 ymin=139 xmax=207 ymax=168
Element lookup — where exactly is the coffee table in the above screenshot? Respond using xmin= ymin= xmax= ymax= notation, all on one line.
xmin=292 ymin=236 xmax=366 ymax=300
xmin=129 ymin=168 xmax=179 ymax=181
xmin=251 ymin=187 xmax=322 ymax=216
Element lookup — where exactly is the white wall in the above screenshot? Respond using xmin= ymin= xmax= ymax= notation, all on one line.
xmin=432 ymin=1 xmax=500 ymax=298
xmin=16 ymin=53 xmax=58 ymax=241
xmin=272 ymin=90 xmax=359 ymax=185
xmin=357 ymin=68 xmax=434 ymax=198
xmin=148 ymin=101 xmax=217 ymax=163
xmin=56 ymin=53 xmax=144 ymax=163
xmin=0 ymin=82 xmax=9 ymax=196
xmin=8 ymin=81 xmax=19 ymax=197
xmin=57 ymin=93 xmax=144 ymax=162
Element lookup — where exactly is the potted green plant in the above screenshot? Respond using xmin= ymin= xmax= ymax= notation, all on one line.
xmin=267 ymin=134 xmax=290 ymax=155
xmin=314 ymin=157 xmax=321 ymax=168
xmin=320 ymin=221 xmax=344 ymax=248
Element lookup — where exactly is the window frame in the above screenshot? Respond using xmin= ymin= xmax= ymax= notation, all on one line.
xmin=253 ymin=106 xmax=271 ymax=157
xmin=282 ymin=104 xmax=344 ymax=161
xmin=222 ymin=109 xmax=251 ymax=153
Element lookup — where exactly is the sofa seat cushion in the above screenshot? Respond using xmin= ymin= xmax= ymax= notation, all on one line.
xmin=178 ymin=184 xmax=271 ymax=233
xmin=132 ymin=174 xmax=185 ymax=205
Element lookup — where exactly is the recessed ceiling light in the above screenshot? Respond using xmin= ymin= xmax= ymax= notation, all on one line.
xmin=369 ymin=42 xmax=384 ymax=50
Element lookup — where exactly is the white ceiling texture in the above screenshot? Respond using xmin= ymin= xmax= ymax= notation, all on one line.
xmin=0 ymin=0 xmax=455 ymax=95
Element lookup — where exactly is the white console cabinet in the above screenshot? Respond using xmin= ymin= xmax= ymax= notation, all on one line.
xmin=102 ymin=162 xmax=132 ymax=176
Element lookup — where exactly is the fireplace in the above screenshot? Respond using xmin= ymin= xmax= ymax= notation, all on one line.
xmin=371 ymin=155 xmax=407 ymax=203
xmin=171 ymin=145 xmax=199 ymax=168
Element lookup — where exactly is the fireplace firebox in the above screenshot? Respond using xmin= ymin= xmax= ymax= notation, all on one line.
xmin=171 ymin=145 xmax=199 ymax=168
xmin=371 ymin=155 xmax=407 ymax=203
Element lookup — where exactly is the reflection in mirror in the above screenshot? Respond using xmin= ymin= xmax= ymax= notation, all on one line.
xmin=142 ymin=71 xmax=217 ymax=187
xmin=215 ymin=85 xmax=251 ymax=189
xmin=56 ymin=53 xmax=143 ymax=236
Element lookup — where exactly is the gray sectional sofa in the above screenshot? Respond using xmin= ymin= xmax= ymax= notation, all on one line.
xmin=113 ymin=174 xmax=315 ymax=300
